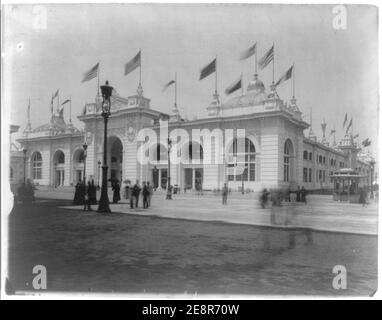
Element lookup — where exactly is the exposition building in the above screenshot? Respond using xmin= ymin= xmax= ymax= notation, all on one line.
xmin=12 ymin=74 xmax=375 ymax=193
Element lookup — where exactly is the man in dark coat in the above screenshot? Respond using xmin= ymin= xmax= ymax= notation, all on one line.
xmin=296 ymin=186 xmax=301 ymax=202
xmin=112 ymin=180 xmax=121 ymax=204
xmin=130 ymin=180 xmax=141 ymax=209
xmin=142 ymin=182 xmax=150 ymax=209
xmin=300 ymin=186 xmax=307 ymax=205
xmin=90 ymin=180 xmax=97 ymax=205
xmin=222 ymin=183 xmax=228 ymax=205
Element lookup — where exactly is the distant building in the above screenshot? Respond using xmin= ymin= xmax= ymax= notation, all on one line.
xmin=14 ymin=74 xmax=374 ymax=192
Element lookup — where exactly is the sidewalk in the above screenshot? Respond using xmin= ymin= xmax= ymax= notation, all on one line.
xmin=52 ymin=190 xmax=379 ymax=236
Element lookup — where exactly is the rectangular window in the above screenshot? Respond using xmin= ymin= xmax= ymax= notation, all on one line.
xmin=308 ymin=168 xmax=312 ymax=182
xmin=303 ymin=168 xmax=308 ymax=182
xmin=309 ymin=152 xmax=312 ymax=161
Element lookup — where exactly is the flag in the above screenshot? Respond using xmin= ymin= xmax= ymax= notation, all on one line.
xmin=329 ymin=129 xmax=336 ymax=137
xmin=61 ymin=99 xmax=71 ymax=106
xmin=199 ymin=58 xmax=216 ymax=80
xmin=162 ymin=80 xmax=176 ymax=92
xmin=275 ymin=65 xmax=293 ymax=87
xmin=362 ymin=138 xmax=371 ymax=147
xmin=225 ymin=75 xmax=242 ymax=95
xmin=82 ymin=62 xmax=99 ymax=82
xmin=59 ymin=106 xmax=64 ymax=117
xmin=346 ymin=118 xmax=352 ymax=133
xmin=52 ymin=89 xmax=59 ymax=100
xmin=342 ymin=113 xmax=348 ymax=128
xmin=240 ymin=43 xmax=256 ymax=61
xmin=353 ymin=133 xmax=359 ymax=139
xmin=124 ymin=51 xmax=141 ymax=76
xmin=258 ymin=45 xmax=274 ymax=70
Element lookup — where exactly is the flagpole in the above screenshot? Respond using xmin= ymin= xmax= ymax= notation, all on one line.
xmin=175 ymin=72 xmax=177 ymax=107
xmin=139 ymin=49 xmax=142 ymax=86
xmin=215 ymin=55 xmax=218 ymax=94
xmin=272 ymin=44 xmax=275 ymax=83
xmin=255 ymin=44 xmax=258 ymax=75
xmin=69 ymin=96 xmax=72 ymax=123
xmin=241 ymin=73 xmax=244 ymax=96
xmin=57 ymin=91 xmax=59 ymax=114
xmin=97 ymin=63 xmax=100 ymax=97
xmin=292 ymin=64 xmax=295 ymax=98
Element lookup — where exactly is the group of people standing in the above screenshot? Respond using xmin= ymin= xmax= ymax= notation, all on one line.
xmin=125 ymin=180 xmax=153 ymax=209
xmin=73 ymin=180 xmax=97 ymax=210
xmin=17 ymin=179 xmax=35 ymax=204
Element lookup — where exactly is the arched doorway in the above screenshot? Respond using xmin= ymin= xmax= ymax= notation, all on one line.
xmin=53 ymin=150 xmax=65 ymax=187
xmin=227 ymin=137 xmax=256 ymax=192
xmin=108 ymin=136 xmax=123 ymax=185
xmin=182 ymin=141 xmax=204 ymax=191
xmin=73 ymin=148 xmax=85 ymax=184
xmin=149 ymin=143 xmax=168 ymax=189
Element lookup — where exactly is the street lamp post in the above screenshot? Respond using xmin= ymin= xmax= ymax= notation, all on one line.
xmin=83 ymin=142 xmax=88 ymax=184
xmin=97 ymin=160 xmax=101 ymax=188
xmin=98 ymin=81 xmax=113 ymax=213
xmin=23 ymin=148 xmax=27 ymax=183
xmin=166 ymin=137 xmax=172 ymax=200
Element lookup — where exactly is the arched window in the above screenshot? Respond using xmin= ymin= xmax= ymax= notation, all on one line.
xmin=32 ymin=152 xmax=42 ymax=179
xmin=57 ymin=151 xmax=65 ymax=164
xmin=151 ymin=143 xmax=167 ymax=162
xmin=188 ymin=142 xmax=203 ymax=161
xmin=228 ymin=137 xmax=256 ymax=182
xmin=283 ymin=140 xmax=293 ymax=182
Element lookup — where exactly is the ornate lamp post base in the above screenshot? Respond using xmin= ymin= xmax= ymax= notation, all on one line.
xmin=98 ymin=165 xmax=111 ymax=213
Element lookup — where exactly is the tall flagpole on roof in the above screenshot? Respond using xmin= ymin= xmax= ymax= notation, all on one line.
xmin=255 ymin=44 xmax=258 ymax=75
xmin=272 ymin=43 xmax=275 ymax=84
xmin=292 ymin=64 xmax=295 ymax=98
xmin=175 ymin=72 xmax=177 ymax=108
xmin=215 ymin=55 xmax=218 ymax=94
xmin=139 ymin=48 xmax=142 ymax=86
xmin=69 ymin=96 xmax=72 ymax=124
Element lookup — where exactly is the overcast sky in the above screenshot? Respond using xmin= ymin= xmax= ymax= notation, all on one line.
xmin=3 ymin=4 xmax=378 ymax=158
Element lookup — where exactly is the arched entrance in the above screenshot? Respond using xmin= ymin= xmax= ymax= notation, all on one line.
xmin=53 ymin=150 xmax=65 ymax=187
xmin=149 ymin=143 xmax=168 ymax=189
xmin=73 ymin=148 xmax=85 ymax=184
xmin=182 ymin=141 xmax=204 ymax=191
xmin=283 ymin=139 xmax=294 ymax=184
xmin=108 ymin=136 xmax=123 ymax=185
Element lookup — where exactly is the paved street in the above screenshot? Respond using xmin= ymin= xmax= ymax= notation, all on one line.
xmin=7 ymin=190 xmax=378 ymax=296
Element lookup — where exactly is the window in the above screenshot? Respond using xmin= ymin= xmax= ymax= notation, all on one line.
xmin=303 ymin=168 xmax=308 ymax=182
xmin=309 ymin=152 xmax=312 ymax=161
xmin=308 ymin=168 xmax=312 ymax=182
xmin=319 ymin=155 xmax=322 ymax=164
xmin=303 ymin=151 xmax=308 ymax=160
xmin=323 ymin=157 xmax=326 ymax=165
xmin=283 ymin=140 xmax=293 ymax=182
xmin=10 ymin=167 xmax=14 ymax=180
xmin=228 ymin=138 xmax=256 ymax=182
xmin=319 ymin=170 xmax=322 ymax=181
xmin=323 ymin=170 xmax=326 ymax=182
xmin=32 ymin=152 xmax=42 ymax=180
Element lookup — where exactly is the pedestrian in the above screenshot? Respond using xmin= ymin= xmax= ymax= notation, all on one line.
xmin=222 ymin=183 xmax=228 ymax=205
xmin=73 ymin=180 xmax=81 ymax=205
xmin=359 ymin=187 xmax=367 ymax=207
xmin=79 ymin=181 xmax=86 ymax=206
xmin=296 ymin=186 xmax=301 ymax=202
xmin=130 ymin=180 xmax=141 ymax=209
xmin=112 ymin=180 xmax=121 ymax=204
xmin=90 ymin=180 xmax=97 ymax=204
xmin=142 ymin=182 xmax=150 ymax=209
xmin=26 ymin=179 xmax=35 ymax=204
xmin=84 ymin=181 xmax=92 ymax=211
xmin=147 ymin=181 xmax=153 ymax=207
xmin=260 ymin=188 xmax=269 ymax=209
xmin=300 ymin=186 xmax=307 ymax=205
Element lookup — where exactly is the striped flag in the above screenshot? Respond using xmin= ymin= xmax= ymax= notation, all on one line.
xmin=353 ymin=133 xmax=359 ymax=139
xmin=61 ymin=99 xmax=71 ymax=106
xmin=82 ymin=62 xmax=99 ymax=82
xmin=258 ymin=45 xmax=274 ymax=70
xmin=225 ymin=75 xmax=242 ymax=95
xmin=163 ymin=79 xmax=176 ymax=92
xmin=199 ymin=58 xmax=216 ymax=80
xmin=342 ymin=113 xmax=348 ymax=128
xmin=124 ymin=51 xmax=141 ymax=76
xmin=240 ymin=43 xmax=256 ymax=61
xmin=346 ymin=118 xmax=352 ymax=133
xmin=275 ymin=65 xmax=293 ymax=87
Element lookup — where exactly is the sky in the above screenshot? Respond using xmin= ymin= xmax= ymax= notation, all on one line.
xmin=3 ymin=3 xmax=379 ymax=158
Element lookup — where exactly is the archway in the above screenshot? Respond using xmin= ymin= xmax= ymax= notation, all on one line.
xmin=73 ymin=148 xmax=85 ymax=184
xmin=53 ymin=150 xmax=65 ymax=187
xmin=181 ymin=141 xmax=204 ymax=190
xmin=149 ymin=143 xmax=168 ymax=189
xmin=227 ymin=137 xmax=256 ymax=183
xmin=108 ymin=136 xmax=123 ymax=185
